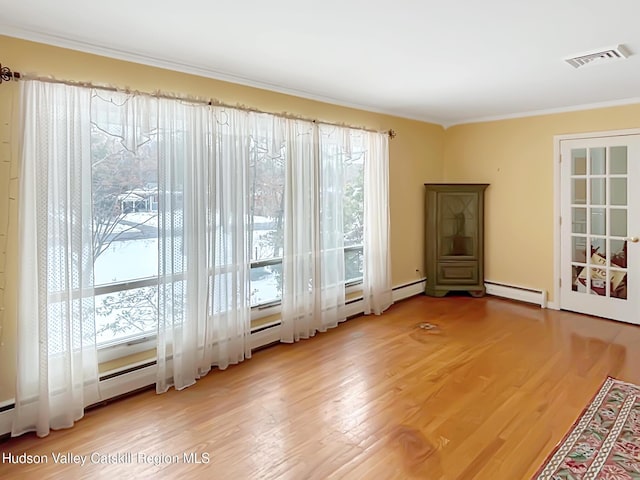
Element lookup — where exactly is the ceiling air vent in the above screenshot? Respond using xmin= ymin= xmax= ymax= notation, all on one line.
xmin=565 ymin=44 xmax=631 ymax=68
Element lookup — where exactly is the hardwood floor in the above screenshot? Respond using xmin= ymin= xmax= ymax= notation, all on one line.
xmin=1 ymin=295 xmax=639 ymax=479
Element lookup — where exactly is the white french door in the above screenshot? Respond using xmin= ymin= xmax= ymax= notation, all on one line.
xmin=560 ymin=135 xmax=640 ymax=324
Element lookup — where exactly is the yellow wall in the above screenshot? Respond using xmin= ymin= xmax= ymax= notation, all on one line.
xmin=444 ymin=106 xmax=640 ymax=300
xmin=0 ymin=35 xmax=444 ymax=403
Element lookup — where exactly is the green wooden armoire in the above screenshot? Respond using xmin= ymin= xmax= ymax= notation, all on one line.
xmin=424 ymin=183 xmax=489 ymax=297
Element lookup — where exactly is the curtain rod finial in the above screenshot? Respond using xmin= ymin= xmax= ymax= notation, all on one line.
xmin=388 ymin=129 xmax=396 ymax=139
xmin=0 ymin=64 xmax=20 ymax=84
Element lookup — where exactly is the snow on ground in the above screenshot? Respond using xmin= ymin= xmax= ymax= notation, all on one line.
xmin=94 ymin=234 xmax=280 ymax=344
xmin=95 ymin=238 xmax=158 ymax=284
xmin=109 ymin=223 xmax=141 ymax=234
xmin=123 ymin=212 xmax=159 ymax=228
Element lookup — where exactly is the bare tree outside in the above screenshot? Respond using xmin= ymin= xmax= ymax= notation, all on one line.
xmin=91 ymin=124 xmax=159 ymax=261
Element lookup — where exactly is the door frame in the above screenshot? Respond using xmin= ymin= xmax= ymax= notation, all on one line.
xmin=553 ymin=128 xmax=640 ymax=312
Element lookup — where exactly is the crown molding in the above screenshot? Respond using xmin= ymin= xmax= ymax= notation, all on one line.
xmin=0 ymin=25 xmax=447 ymax=127
xmin=447 ymin=97 xmax=640 ymax=128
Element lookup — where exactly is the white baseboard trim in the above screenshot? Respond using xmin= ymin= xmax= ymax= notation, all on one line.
xmin=1 ymin=367 xmax=159 ymax=438
xmin=392 ymin=279 xmax=427 ymax=302
xmin=98 ymin=365 xmax=156 ymax=401
xmin=342 ymin=278 xmax=426 ymax=318
xmin=0 ymin=407 xmax=13 ymax=437
xmin=484 ymin=280 xmax=548 ymax=308
xmin=345 ymin=299 xmax=365 ymax=318
xmin=395 ymin=277 xmax=550 ymax=309
xmin=250 ymin=323 xmax=282 ymax=349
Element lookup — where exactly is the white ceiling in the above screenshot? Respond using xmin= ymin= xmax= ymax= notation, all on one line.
xmin=2 ymin=0 xmax=640 ymax=127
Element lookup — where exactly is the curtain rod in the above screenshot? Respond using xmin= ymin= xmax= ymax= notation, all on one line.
xmin=0 ymin=63 xmax=397 ymax=139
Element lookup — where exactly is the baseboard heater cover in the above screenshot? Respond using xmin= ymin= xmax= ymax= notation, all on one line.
xmin=484 ymin=280 xmax=548 ymax=308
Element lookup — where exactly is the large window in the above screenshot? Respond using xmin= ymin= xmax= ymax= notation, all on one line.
xmin=90 ymin=106 xmax=365 ymax=347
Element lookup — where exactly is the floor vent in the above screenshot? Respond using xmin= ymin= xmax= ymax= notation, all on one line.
xmin=565 ymin=45 xmax=630 ymax=68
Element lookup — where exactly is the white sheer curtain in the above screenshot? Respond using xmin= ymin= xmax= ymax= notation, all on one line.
xmin=281 ymin=120 xmax=319 ymax=341
xmin=317 ymin=125 xmax=347 ymax=326
xmin=14 ymin=78 xmax=390 ymax=416
xmin=363 ymin=132 xmax=393 ymax=315
xmin=208 ymin=108 xmax=252 ymax=370
xmin=280 ymin=122 xmax=347 ymax=342
xmin=13 ymin=80 xmax=100 ymax=437
xmin=156 ymin=104 xmax=252 ymax=393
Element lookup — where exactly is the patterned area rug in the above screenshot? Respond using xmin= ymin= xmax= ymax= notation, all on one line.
xmin=534 ymin=377 xmax=640 ymax=479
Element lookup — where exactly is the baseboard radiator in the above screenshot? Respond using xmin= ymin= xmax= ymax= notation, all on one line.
xmin=484 ymin=280 xmax=548 ymax=308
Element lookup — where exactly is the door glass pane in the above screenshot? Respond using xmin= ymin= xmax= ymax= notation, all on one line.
xmin=610 ymin=178 xmax=627 ymax=206
xmin=590 ymin=178 xmax=605 ymax=205
xmin=590 ymin=147 xmax=606 ymax=175
xmin=590 ymin=208 xmax=606 ymax=235
xmin=572 ymin=265 xmax=583 ymax=292
xmin=572 ymin=179 xmax=586 ymax=204
xmin=589 ymin=267 xmax=607 ymax=296
xmin=611 ymin=269 xmax=627 ymax=300
xmin=610 ymin=209 xmax=627 ymax=237
xmin=590 ymin=237 xmax=606 ymax=262
xmin=610 ymin=146 xmax=627 ymax=174
xmin=572 ymin=207 xmax=587 ymax=233
xmin=572 ymin=148 xmax=587 ymax=175
xmin=610 ymin=239 xmax=627 ymax=268
xmin=572 ymin=236 xmax=587 ymax=263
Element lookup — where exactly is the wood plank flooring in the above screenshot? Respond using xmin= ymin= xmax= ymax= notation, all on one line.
xmin=1 ymin=295 xmax=639 ymax=479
